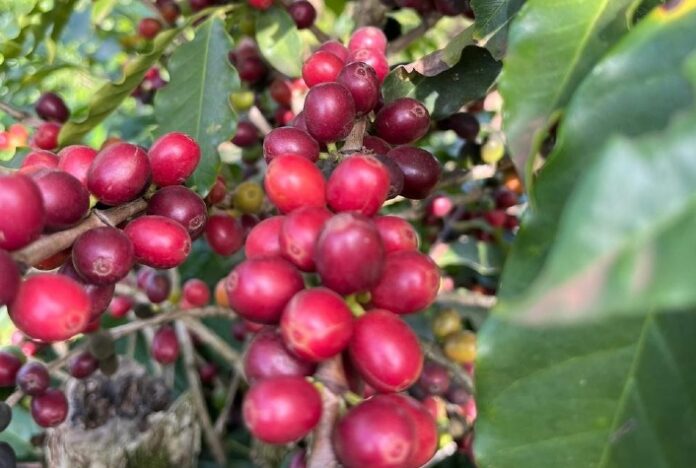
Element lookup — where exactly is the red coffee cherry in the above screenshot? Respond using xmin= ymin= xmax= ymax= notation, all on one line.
xmin=326 ymin=154 xmax=390 ymax=217
xmin=440 ymin=112 xmax=479 ymax=141
xmin=304 ymin=82 xmax=356 ymax=143
xmin=302 ymin=51 xmax=344 ymax=88
xmin=243 ymin=328 xmax=316 ymax=383
xmin=57 ymin=145 xmax=97 ymax=186
xmin=281 ymin=287 xmax=354 ymax=362
xmin=31 ymin=389 xmax=68 ymax=428
xmin=289 ymin=111 xmax=309 ymax=132
xmin=0 ymin=250 xmax=20 ymax=306
xmin=158 ymin=0 xmax=181 ymax=23
xmin=318 ymin=40 xmax=349 ymax=62
xmin=264 ymin=155 xmax=326 ymax=213
xmin=152 ymin=326 xmax=179 ymax=364
xmin=35 ymin=92 xmax=70 ymax=123
xmin=417 ymin=362 xmax=450 ymax=396
xmin=147 ymin=185 xmax=208 ymax=239
xmin=348 ymin=26 xmax=388 ymax=54
xmin=68 ymin=352 xmax=99 ymax=379
xmin=16 ymin=361 xmax=50 ymax=396
xmin=348 ymin=309 xmax=423 ymax=392
xmin=0 ymin=351 xmax=22 ymax=387
xmin=232 ymin=121 xmax=259 ymax=148
xmin=143 ymin=270 xmax=171 ymax=304
xmin=148 ymin=132 xmax=200 ymax=187
xmin=58 ymin=262 xmax=114 ymax=322
xmin=381 ymin=394 xmax=438 ymax=468
xmin=33 ymin=122 xmax=61 ymax=150
xmin=288 ymin=1 xmax=316 ymax=29
xmin=206 ymin=175 xmax=227 ymax=205
xmin=375 ymin=98 xmax=431 ymax=144
xmin=362 ymin=135 xmax=391 ymax=155
xmin=270 ymin=79 xmax=293 ymax=106
xmin=315 ymin=213 xmax=385 ymax=295
xmin=225 ymin=257 xmax=304 ymax=324
xmin=0 ymin=173 xmax=45 ymax=250
xmin=88 ymin=143 xmax=151 ymax=206
xmin=10 ymin=274 xmax=91 ymax=342
xmin=138 ymin=17 xmax=162 ymax=39
xmin=32 ymin=169 xmax=89 ymax=231
xmin=387 ymin=146 xmax=440 ymax=199
xmin=183 ymin=279 xmax=210 ymax=307
xmin=245 ymin=216 xmax=284 ymax=259
xmin=349 ymin=48 xmax=389 ymax=82
xmin=333 ymin=395 xmax=414 ymax=468
xmin=248 ymin=0 xmax=273 ymax=10
xmin=124 ymin=215 xmax=192 ymax=269
xmin=484 ymin=209 xmax=507 ymax=228
xmin=374 ymin=215 xmax=419 ymax=253
xmin=237 ymin=57 xmax=267 ymax=84
xmin=279 ymin=206 xmax=331 ymax=271
xmin=427 ymin=195 xmax=453 ymax=218
xmin=108 ymin=295 xmax=133 ymax=318
xmin=242 ymin=376 xmax=322 ymax=444
xmin=20 ymin=150 xmax=59 ymax=173
xmin=374 ymin=153 xmax=405 ymax=199
xmin=337 ymin=62 xmax=380 ymax=115
xmin=205 ymin=214 xmax=244 ymax=256
xmin=495 ymin=188 xmax=518 ymax=209
xmin=72 ymin=227 xmax=134 ymax=285
xmin=371 ymin=251 xmax=440 ymax=314
xmin=263 ymin=127 xmax=320 ymax=163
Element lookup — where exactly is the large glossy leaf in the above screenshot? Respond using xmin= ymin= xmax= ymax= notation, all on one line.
xmin=500 ymin=0 xmax=638 ymax=181
xmin=154 ymin=17 xmax=239 ymax=195
xmin=471 ymin=0 xmax=525 ymax=39
xmin=255 ymin=6 xmax=303 ymax=78
xmin=498 ymin=2 xmax=696 ymax=301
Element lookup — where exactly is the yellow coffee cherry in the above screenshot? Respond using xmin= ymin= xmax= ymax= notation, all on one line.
xmin=482 ymin=135 xmax=505 ymax=164
xmin=432 ymin=308 xmax=462 ymax=340
xmin=229 ymin=90 xmax=255 ymax=112
xmin=443 ymin=330 xmax=477 ymax=364
xmin=233 ymin=181 xmax=264 ymax=214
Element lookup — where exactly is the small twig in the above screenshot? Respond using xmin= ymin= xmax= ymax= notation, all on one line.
xmin=342 ymin=117 xmax=367 ymax=152
xmin=175 ymin=321 xmax=227 ymax=465
xmin=0 ymin=101 xmax=32 ymax=120
xmin=248 ymin=106 xmax=273 ymax=135
xmin=421 ymin=340 xmax=474 ymax=394
xmin=387 ymin=14 xmax=443 ymax=56
xmin=182 ymin=317 xmax=243 ymax=372
xmin=214 ymin=371 xmax=242 ymax=435
xmin=437 ymin=291 xmax=497 ymax=310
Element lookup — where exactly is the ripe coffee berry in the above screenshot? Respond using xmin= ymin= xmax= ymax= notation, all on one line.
xmin=374 ymin=153 xmax=405 ymax=199
xmin=206 ymin=176 xmax=226 ymax=205
xmin=0 ymin=250 xmax=20 ymax=306
xmin=270 ymin=79 xmax=292 ymax=106
xmin=337 ymin=61 xmax=380 ymax=115
xmin=0 ymin=351 xmax=22 ymax=387
xmin=232 ymin=121 xmax=259 ymax=147
xmin=125 ymin=215 xmax=192 ymax=268
xmin=304 ymin=82 xmax=356 ymax=143
xmin=348 ymin=26 xmax=388 ymax=54
xmin=288 ymin=1 xmax=316 ymax=29
xmin=10 ymin=274 xmax=91 ymax=342
xmin=158 ymin=0 xmax=180 ymax=23
xmin=143 ymin=270 xmax=172 ymax=303
xmin=183 ymin=279 xmax=210 ymax=307
xmin=88 ymin=143 xmax=151 ymax=205
xmin=0 ymin=173 xmax=45 ymax=250
xmin=363 ymin=135 xmax=391 ymax=155
xmin=35 ymin=92 xmax=70 ymax=123
xmin=72 ymin=227 xmax=134 ymax=285
xmin=248 ymin=0 xmax=273 ymax=10
xmin=20 ymin=150 xmax=59 ymax=173
xmin=205 ymin=214 xmax=244 ymax=256
xmin=243 ymin=328 xmax=316 ymax=383
xmin=263 ymin=127 xmax=320 ymax=163
xmin=375 ymin=215 xmax=419 ymax=253
xmin=226 ymin=257 xmax=304 ymax=324
xmin=417 ymin=362 xmax=450 ymax=396
xmin=371 ymin=251 xmax=440 ymax=314
xmin=387 ymin=146 xmax=441 ymax=199
xmin=245 ymin=216 xmax=284 ymax=259
xmin=349 ymin=48 xmax=389 ymax=82
xmin=484 ymin=209 xmax=507 ymax=228
xmin=326 ymin=154 xmax=390 ymax=216
xmin=138 ymin=18 xmax=162 ymax=39
xmin=59 ymin=262 xmax=115 ymax=321
xmin=302 ymin=51 xmax=344 ymax=88
xmin=57 ymin=145 xmax=97 ymax=186
xmin=33 ymin=123 xmax=60 ymax=150
xmin=68 ymin=352 xmax=99 ymax=379
xmin=32 ymin=169 xmax=89 ymax=231
xmin=152 ymin=326 xmax=179 ymax=364
xmin=16 ymin=361 xmax=50 ymax=396
xmin=441 ymin=112 xmax=479 ymax=141
xmin=31 ymin=389 xmax=68 ymax=428
xmin=375 ymin=98 xmax=430 ymax=144
xmin=264 ymin=155 xmax=326 ymax=213
xmin=147 ymin=185 xmax=208 ymax=239
xmin=279 ymin=206 xmax=332 ymax=271
xmin=237 ymin=57 xmax=267 ymax=84
xmin=148 ymin=132 xmax=200 ymax=186
xmin=243 ymin=376 xmax=322 ymax=444
xmin=381 ymin=394 xmax=438 ymax=468
xmin=318 ymin=40 xmax=350 ymax=62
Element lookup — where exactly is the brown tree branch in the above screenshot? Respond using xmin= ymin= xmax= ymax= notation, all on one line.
xmin=0 ymin=101 xmax=32 ymax=120
xmin=182 ymin=317 xmax=243 ymax=372
xmin=214 ymin=371 xmax=242 ymax=435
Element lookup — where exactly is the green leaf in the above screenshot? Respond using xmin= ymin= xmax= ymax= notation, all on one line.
xmin=471 ymin=0 xmax=525 ymax=39
xmin=500 ymin=0 xmax=638 ymax=181
xmin=154 ymin=17 xmax=239 ymax=195
xmin=498 ymin=2 xmax=696 ymax=301
xmin=382 ymin=46 xmax=501 ymax=119
xmin=0 ymin=405 xmax=40 ymax=459
xmin=91 ymin=0 xmax=118 ymax=25
xmin=396 ymin=27 xmax=475 ymax=77
xmin=255 ymin=6 xmax=303 ymax=77
xmin=430 ymin=238 xmax=503 ymax=275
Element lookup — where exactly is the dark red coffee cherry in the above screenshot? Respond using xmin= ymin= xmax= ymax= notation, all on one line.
xmin=270 ymin=79 xmax=293 ymax=106
xmin=0 ymin=351 xmax=22 ymax=387
xmin=381 ymin=393 xmax=438 ymax=468
xmin=302 ymin=51 xmax=344 ymax=88
xmin=0 ymin=250 xmax=20 ymax=306
xmin=387 ymin=146 xmax=440 ymax=199
xmin=57 ymin=145 xmax=97 ymax=186
xmin=263 ymin=127 xmax=320 ymax=163
xmin=349 ymin=309 xmax=423 ymax=392
xmin=143 ymin=270 xmax=171 ymax=303
xmin=326 ymin=154 xmax=390 ymax=217
xmin=349 ymin=48 xmax=389 ymax=82
xmin=318 ymin=40 xmax=349 ymax=62
xmin=232 ymin=121 xmax=259 ymax=148
xmin=72 ymin=227 xmax=134 ymax=285
xmin=158 ymin=0 xmax=181 ymax=23
xmin=138 ymin=17 xmax=162 ymax=39
xmin=238 ymin=57 xmax=267 ymax=84
xmin=495 ymin=188 xmax=517 ymax=209
xmin=147 ymin=185 xmax=208 ymax=239
xmin=371 ymin=251 xmax=439 ymax=314
xmin=248 ymin=0 xmax=273 ymax=10
xmin=148 ymin=132 xmax=200 ymax=187
xmin=31 ymin=169 xmax=89 ymax=231
xmin=243 ymin=376 xmax=322 ymax=444
xmin=289 ymin=0 xmax=316 ymax=28
xmin=337 ymin=61 xmax=380 ymax=115
xmin=375 ymin=98 xmax=430 ymax=145
xmin=206 ymin=175 xmax=227 ymax=205
xmin=484 ymin=209 xmax=507 ymax=228
xmin=289 ymin=111 xmax=309 ymax=132
xmin=434 ymin=0 xmax=467 ymax=16
xmin=152 ymin=326 xmax=179 ymax=364
xmin=363 ymin=135 xmax=391 ymax=155
xmin=281 ymin=287 xmax=354 ymax=362
xmin=16 ymin=361 xmax=50 ymax=396
xmin=264 ymin=154 xmax=326 ymax=213
xmin=348 ymin=26 xmax=388 ymax=54
xmin=35 ymin=92 xmax=70 ymax=123
xmin=243 ymin=328 xmax=316 ymax=383
xmin=304 ymin=82 xmax=356 ymax=143
xmin=31 ymin=389 xmax=68 ymax=428
xmin=68 ymin=352 xmax=99 ymax=379
xmin=274 ymin=105 xmax=295 ymax=126
xmin=10 ymin=274 xmax=91 ymax=342
xmin=20 ymin=149 xmax=59 ymax=173
xmin=88 ymin=143 xmax=151 ymax=206
xmin=205 ymin=214 xmax=244 ymax=256
xmin=245 ymin=216 xmax=284 ymax=259
xmin=0 ymin=173 xmax=45 ymax=250
xmin=417 ymin=361 xmax=450 ymax=396
xmin=315 ymin=213 xmax=385 ymax=295
xmin=182 ymin=278 xmax=209 ymax=307
xmin=124 ymin=215 xmax=191 ymax=268
xmin=375 ymin=215 xmax=419 ymax=253
xmin=333 ymin=395 xmax=414 ymax=468
xmin=33 ymin=122 xmax=60 ymax=150
xmin=440 ymin=112 xmax=479 ymax=141
xmin=373 ymin=154 xmax=405 ymax=199
xmin=279 ymin=206 xmax=331 ymax=271
xmin=108 ymin=295 xmax=133 ymax=318
xmin=58 ymin=262 xmax=115 ymax=322
xmin=225 ymin=257 xmax=304 ymax=324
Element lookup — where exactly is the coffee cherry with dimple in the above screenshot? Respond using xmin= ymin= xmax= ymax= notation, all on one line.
xmin=148 ymin=132 xmax=200 ymax=187
xmin=337 ymin=62 xmax=380 ymax=115
xmin=205 ymin=214 xmax=245 ymax=256
xmin=0 ymin=351 xmax=22 ymax=387
xmin=245 ymin=216 xmax=284 ymax=259
xmin=183 ymin=279 xmax=210 ymax=307
xmin=57 ymin=145 xmax=97 ymax=186
xmin=375 ymin=98 xmax=430 ymax=144
xmin=0 ymin=250 xmax=20 ymax=306
xmin=279 ymin=206 xmax=331 ymax=271
xmin=381 ymin=393 xmax=438 ymax=468
xmin=263 ymin=127 xmax=320 ymax=163
xmin=147 ymin=185 xmax=208 ymax=239
xmin=72 ymin=227 xmax=134 ymax=285
xmin=264 ymin=154 xmax=326 ymax=213
xmin=68 ymin=352 xmax=99 ymax=379
xmin=326 ymin=154 xmax=390 ymax=217
xmin=87 ymin=143 xmax=151 ymax=206
xmin=349 ymin=48 xmax=389 ymax=82
xmin=31 ymin=389 xmax=68 ymax=428
xmin=243 ymin=328 xmax=316 ymax=383
xmin=35 ymin=92 xmax=70 ymax=123
xmin=16 ymin=361 xmax=50 ymax=396
xmin=0 ymin=173 xmax=45 ymax=250
xmin=304 ymin=82 xmax=356 ymax=143
xmin=289 ymin=0 xmax=317 ymax=29
xmin=58 ymin=262 xmax=115 ymax=322
xmin=374 ymin=215 xmax=419 ymax=253
xmin=125 ymin=215 xmax=192 ymax=268
xmin=302 ymin=51 xmax=344 ymax=88
xmin=152 ymin=326 xmax=179 ymax=364
xmin=370 ymin=251 xmax=440 ymax=314
xmin=387 ymin=146 xmax=440 ymax=199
